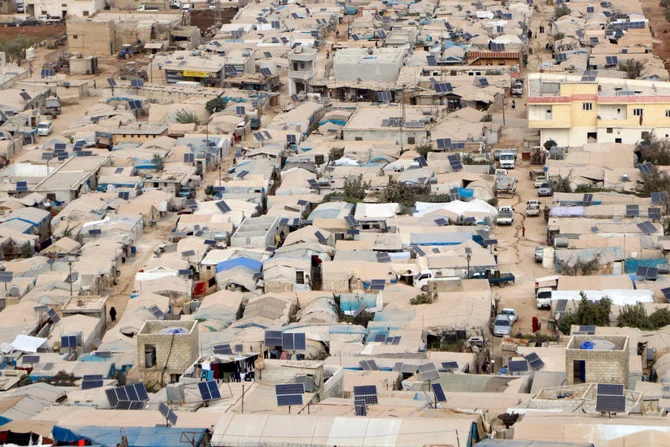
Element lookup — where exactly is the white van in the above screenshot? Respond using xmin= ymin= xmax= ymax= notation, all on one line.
xmin=499 ymin=151 xmax=516 ymax=169
xmin=37 ymin=121 xmax=53 ymax=136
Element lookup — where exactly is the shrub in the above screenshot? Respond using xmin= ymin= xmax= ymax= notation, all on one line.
xmin=553 ymin=32 xmax=565 ymax=41
xmin=175 ymin=108 xmax=200 ymax=125
xmin=410 ymin=291 xmax=437 ymax=305
xmin=557 ymin=292 xmax=611 ymax=334
xmin=205 ymin=96 xmax=227 ymax=114
xmin=415 ymin=143 xmax=434 ymax=158
xmin=618 ymin=60 xmax=645 ymax=79
xmin=152 ymin=153 xmax=164 ymax=172
xmin=329 ymin=147 xmax=344 ymax=161
xmin=554 ymin=5 xmax=571 ymax=18
xmin=205 ymin=185 xmax=216 ymax=196
xmin=480 ymin=113 xmax=493 ymax=122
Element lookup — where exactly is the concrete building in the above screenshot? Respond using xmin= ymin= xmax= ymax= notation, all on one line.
xmin=287 ymin=46 xmax=317 ymax=96
xmin=230 ymin=216 xmax=281 ymax=248
xmin=565 ymin=335 xmax=629 ymax=386
xmin=137 ymin=320 xmax=199 ymax=385
xmin=341 ymin=105 xmax=440 ymax=146
xmin=333 ymin=47 xmax=407 ymax=83
xmin=528 ymin=73 xmax=670 ymax=147
xmin=25 ymin=0 xmax=103 ymax=19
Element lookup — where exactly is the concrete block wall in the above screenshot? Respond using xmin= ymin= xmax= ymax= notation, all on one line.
xmin=565 ymin=335 xmax=629 ymax=385
xmin=137 ymin=320 xmax=199 ymax=387
xmin=67 ymin=20 xmax=115 ymax=56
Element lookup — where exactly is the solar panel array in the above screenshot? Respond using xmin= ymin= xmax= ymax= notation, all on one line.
xmin=359 ymin=359 xmax=379 ymax=370
xmin=639 ymin=162 xmax=654 ymax=175
xmin=636 ymin=265 xmax=658 ymax=281
xmin=369 ymin=279 xmax=385 ymax=291
xmin=507 ymin=360 xmax=529 ymax=373
xmin=447 ymin=154 xmax=463 ymax=171
xmin=418 ymin=363 xmax=440 ymax=381
xmin=436 ymin=138 xmax=452 ymax=150
xmin=638 ymin=221 xmax=657 ymax=234
xmin=213 ymin=343 xmax=233 ymax=355
xmin=555 ymin=52 xmax=567 ymax=62
xmin=61 ymin=335 xmax=78 ymax=348
xmin=198 ymin=381 xmax=222 ymax=400
xmin=651 ymin=191 xmax=669 ymax=205
xmin=265 ymin=330 xmax=283 ymax=346
xmin=282 ymin=332 xmax=306 ymax=350
xmin=353 ymin=385 xmax=378 ymax=405
xmin=276 ymin=383 xmax=304 ymax=407
xmin=524 ymin=352 xmax=545 ymax=370
xmin=626 ymin=204 xmax=639 ymax=217
xmin=433 ymin=83 xmax=453 ymax=93
xmin=105 ymin=383 xmax=149 ymax=410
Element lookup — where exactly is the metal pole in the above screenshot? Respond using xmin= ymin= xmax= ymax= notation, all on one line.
xmin=241 ymin=384 xmax=245 ymax=413
xmin=68 ymin=260 xmax=73 ymax=299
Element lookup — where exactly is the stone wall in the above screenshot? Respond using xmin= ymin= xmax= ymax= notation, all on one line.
xmin=565 ymin=335 xmax=629 ymax=385
xmin=67 ymin=20 xmax=115 ymax=56
xmin=137 ymin=320 xmax=199 ymax=386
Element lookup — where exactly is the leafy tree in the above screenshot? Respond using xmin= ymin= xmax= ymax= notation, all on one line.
xmin=617 ymin=303 xmax=654 ymax=330
xmin=152 ymin=153 xmax=165 ymax=172
xmin=175 ymin=108 xmax=200 ymax=125
xmin=551 ymin=175 xmax=572 ymax=193
xmin=557 ymin=292 xmax=611 ymax=334
xmin=544 ymin=139 xmax=558 ymax=151
xmin=637 ymin=137 xmax=670 ymax=166
xmin=554 ymin=5 xmax=571 ymax=18
xmin=205 ymin=96 xmax=228 ymax=114
xmin=342 ymin=175 xmax=368 ymax=203
xmin=618 ymin=60 xmax=645 ymax=79
xmin=205 ymin=185 xmax=216 ymax=196
xmin=329 ymin=147 xmax=344 ymax=161
xmin=415 ymin=143 xmax=434 ymax=159
xmin=21 ymin=242 xmax=32 ymax=258
xmin=0 ymin=36 xmax=41 ymax=62
xmin=649 ymin=308 xmax=670 ymax=329
xmin=378 ymin=181 xmax=419 ymax=208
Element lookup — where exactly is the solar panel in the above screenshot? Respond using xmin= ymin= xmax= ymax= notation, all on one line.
xmin=213 ymin=344 xmax=233 ymax=355
xmin=596 ymin=394 xmax=625 ymax=413
xmin=555 ymin=299 xmax=568 ymax=313
xmin=435 ymin=218 xmax=448 ymax=226
xmin=286 ymin=134 xmax=297 ymax=144
xmin=432 ymin=383 xmax=447 ymax=402
xmin=277 ymin=383 xmax=304 ymax=395
xmin=605 ymin=56 xmax=619 ymax=65
xmin=447 ymin=154 xmax=463 ymax=171
xmin=265 ymin=330 xmax=283 ymax=346
xmin=626 ymin=204 xmax=639 ymax=217
xmin=106 ymin=389 xmax=119 ymax=408
xmin=434 ymin=83 xmax=453 ymax=93
xmin=353 ymin=385 xmax=378 ymax=405
xmin=578 ymin=325 xmax=596 ymax=335
xmin=159 ymin=402 xmax=170 ymax=418
xmin=107 ymin=78 xmax=117 ymax=87
xmin=651 ymin=191 xmax=669 ymax=205
xmin=581 ymin=70 xmax=598 ymax=82
xmin=130 ymin=78 xmax=144 ymax=88
xmin=638 ymin=221 xmax=656 ymax=234
xmin=167 ymin=410 xmax=178 ymax=426
xmin=507 ymin=360 xmax=529 ymax=373
xmin=583 ymin=193 xmax=593 ymax=204
xmin=282 ymin=332 xmax=294 ymax=350
xmin=370 ymin=279 xmax=385 ymax=291
xmin=639 ymin=162 xmax=654 ymax=175
xmin=441 ymin=361 xmax=459 ymax=371
xmin=376 ymin=252 xmax=391 ymax=263
xmin=649 ymin=207 xmax=662 ymax=220
xmin=215 ymin=200 xmax=231 ymax=213
xmin=19 ymin=92 xmax=31 ymax=101
xmin=42 ymin=152 xmax=54 ymax=161
xmin=22 ymin=355 xmax=39 ymax=364
xmin=373 ymin=333 xmax=386 ymax=343
xmin=597 ymin=384 xmax=624 ymax=395
xmin=477 ymin=77 xmax=489 ymax=87
xmin=354 ymin=398 xmax=368 ymax=416
xmin=314 ymin=231 xmax=327 ymax=244
xmin=420 ymin=365 xmax=440 ymax=381
xmin=277 ymin=394 xmax=303 ymax=406
xmin=344 ymin=215 xmax=358 ymax=227
xmin=61 ymin=335 xmax=77 ymax=348
xmin=0 ymin=271 xmax=15 ymax=283
xmin=16 ymin=181 xmax=28 ymax=192
xmin=392 ymin=362 xmax=403 ymax=372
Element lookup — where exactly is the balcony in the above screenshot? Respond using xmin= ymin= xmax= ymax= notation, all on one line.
xmin=288 ymin=69 xmax=314 ymax=81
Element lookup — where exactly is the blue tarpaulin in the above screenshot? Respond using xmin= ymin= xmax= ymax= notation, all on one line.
xmin=216 ymin=257 xmax=262 ymax=273
xmin=625 ymin=258 xmax=667 ymax=277
xmin=52 ymin=426 xmax=208 ymax=447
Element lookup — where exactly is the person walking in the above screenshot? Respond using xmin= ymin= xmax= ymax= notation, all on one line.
xmin=109 ymin=306 xmax=117 ymax=322
xmin=522 ymin=226 xmax=526 ymax=237
xmin=93 ymin=80 xmax=97 ymax=89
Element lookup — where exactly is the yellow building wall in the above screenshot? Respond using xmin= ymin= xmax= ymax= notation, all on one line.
xmin=559 ymin=83 xmax=598 ymax=96
xmin=528 ymin=103 xmax=573 ymax=128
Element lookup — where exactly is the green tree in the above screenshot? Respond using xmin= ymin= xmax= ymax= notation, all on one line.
xmin=329 ymin=147 xmax=344 ymax=161
xmin=557 ymin=292 xmax=611 ymax=334
xmin=618 ymin=60 xmax=645 ymax=79
xmin=21 ymin=242 xmax=32 ymax=258
xmin=205 ymin=185 xmax=216 ymax=196
xmin=415 ymin=143 xmax=434 ymax=159
xmin=649 ymin=308 xmax=670 ymax=329
xmin=342 ymin=175 xmax=368 ymax=203
xmin=152 ymin=153 xmax=164 ymax=172
xmin=378 ymin=181 xmax=418 ymax=208
xmin=544 ymin=139 xmax=558 ymax=151
xmin=617 ymin=303 xmax=653 ymax=330
xmin=554 ymin=5 xmax=571 ymax=18
xmin=175 ymin=108 xmax=200 ymax=125
xmin=205 ymin=96 xmax=228 ymax=114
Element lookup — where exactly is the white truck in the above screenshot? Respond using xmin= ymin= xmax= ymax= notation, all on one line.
xmin=413 ymin=270 xmax=461 ymax=291
xmin=526 ymin=200 xmax=540 ymax=217
xmin=498 ymin=150 xmax=516 ymax=169
xmin=535 ymin=275 xmax=559 ymax=309
xmin=496 ymin=205 xmax=514 ymax=225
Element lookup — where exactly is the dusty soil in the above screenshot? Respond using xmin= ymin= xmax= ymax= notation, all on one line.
xmin=0 ymin=23 xmax=64 ymax=39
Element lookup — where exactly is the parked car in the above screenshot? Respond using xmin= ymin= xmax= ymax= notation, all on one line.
xmin=538 ymin=183 xmax=553 ymax=197
xmin=496 ymin=205 xmax=514 ymax=225
xmin=535 ymin=246 xmax=546 ymax=263
xmin=493 ymin=315 xmax=512 ymax=337
xmin=499 ymin=308 xmax=519 ymax=324
xmin=533 ymin=176 xmax=547 ymax=188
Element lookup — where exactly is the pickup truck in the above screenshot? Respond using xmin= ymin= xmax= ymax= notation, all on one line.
xmin=413 ymin=270 xmax=461 ymax=291
xmin=496 ymin=206 xmax=514 ymax=225
xmin=511 ymin=79 xmax=524 ymax=97
xmin=535 ymin=275 xmax=558 ymax=309
xmin=533 ymin=176 xmax=547 ymax=188
xmin=526 ymin=200 xmax=540 ymax=217
xmin=471 ymin=271 xmax=516 ymax=287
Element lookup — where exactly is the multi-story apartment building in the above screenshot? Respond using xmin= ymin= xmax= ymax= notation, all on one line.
xmin=528 ymin=73 xmax=670 ymax=147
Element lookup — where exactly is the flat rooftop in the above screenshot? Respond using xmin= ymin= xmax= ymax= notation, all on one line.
xmin=528 ymin=72 xmax=670 ymax=98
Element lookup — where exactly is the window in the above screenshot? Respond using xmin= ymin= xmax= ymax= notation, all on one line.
xmin=666 ymin=110 xmax=670 ymax=118
xmin=607 ymin=128 xmax=613 ymax=134
xmin=72 ymin=35 xmax=78 ymax=39
xmin=407 ymin=136 xmax=416 ymax=144
xmin=83 ymin=10 xmax=89 ymax=16
xmin=582 ymin=102 xmax=593 ymax=111
xmin=296 ymin=271 xmax=305 ymax=284
xmin=633 ymin=108 xmax=643 ymax=116
xmin=615 ymin=138 xmax=622 ymax=143
xmin=144 ymin=344 xmax=157 ymax=368
xmin=355 ymin=136 xmax=363 ymax=141
xmin=545 ymin=109 xmax=552 ymax=120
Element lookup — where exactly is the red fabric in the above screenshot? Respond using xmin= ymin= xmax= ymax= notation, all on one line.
xmin=193 ymin=281 xmax=207 ymax=295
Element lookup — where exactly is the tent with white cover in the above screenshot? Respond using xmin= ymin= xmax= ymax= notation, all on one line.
xmin=414 ymin=199 xmax=497 ymax=224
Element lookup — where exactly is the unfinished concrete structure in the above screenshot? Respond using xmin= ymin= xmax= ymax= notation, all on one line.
xmin=565 ymin=335 xmax=629 ymax=386
xmin=137 ymin=320 xmax=199 ymax=386
xmin=287 ymin=46 xmax=317 ymax=96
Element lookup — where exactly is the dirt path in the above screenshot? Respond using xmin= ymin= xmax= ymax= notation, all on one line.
xmin=642 ymin=0 xmax=670 ymax=67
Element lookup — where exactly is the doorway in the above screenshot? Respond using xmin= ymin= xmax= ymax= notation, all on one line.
xmin=573 ymin=360 xmax=586 ymax=383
